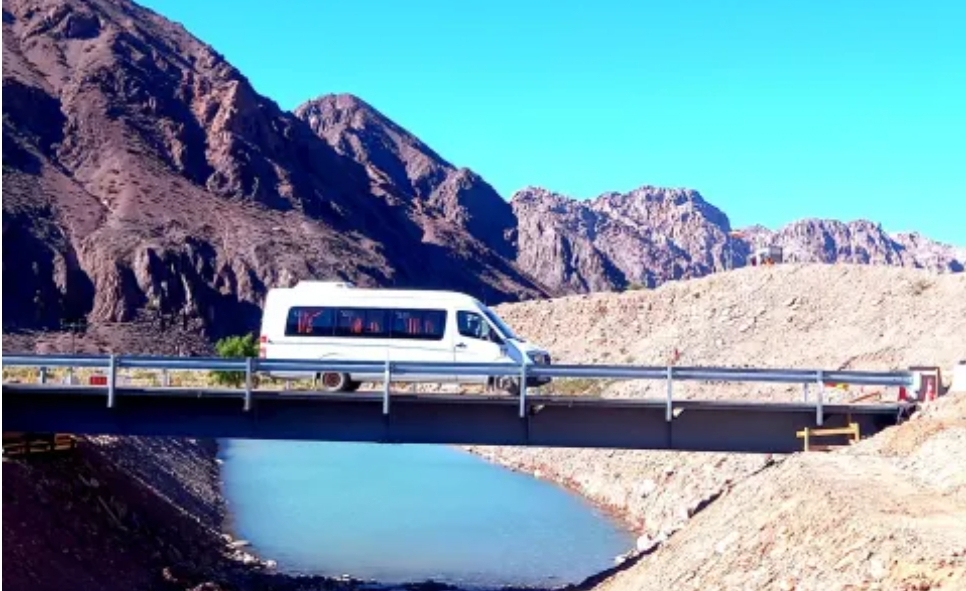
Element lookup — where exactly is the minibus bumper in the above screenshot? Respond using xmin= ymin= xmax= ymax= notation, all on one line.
xmin=527 ymin=375 xmax=552 ymax=387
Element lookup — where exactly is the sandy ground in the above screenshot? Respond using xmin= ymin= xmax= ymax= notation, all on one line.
xmin=589 ymin=394 xmax=966 ymax=591
xmin=465 ymin=264 xmax=966 ymax=590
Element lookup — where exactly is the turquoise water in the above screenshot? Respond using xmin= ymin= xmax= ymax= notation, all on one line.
xmin=218 ymin=440 xmax=634 ymax=588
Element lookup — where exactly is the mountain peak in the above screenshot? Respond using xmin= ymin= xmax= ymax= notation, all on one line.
xmin=294 ymin=95 xmax=520 ymax=260
xmin=295 ymin=93 xmax=454 ymax=185
xmin=296 ymin=93 xmax=380 ymax=121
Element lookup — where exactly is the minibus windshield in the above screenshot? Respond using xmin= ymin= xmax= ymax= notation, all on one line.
xmin=480 ymin=307 xmax=520 ymax=341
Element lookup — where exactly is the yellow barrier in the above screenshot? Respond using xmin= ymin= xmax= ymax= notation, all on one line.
xmin=795 ymin=423 xmax=861 ymax=452
xmin=3 ymin=433 xmax=77 ymax=457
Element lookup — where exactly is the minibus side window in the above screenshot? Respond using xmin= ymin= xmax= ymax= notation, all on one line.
xmin=336 ymin=309 xmax=367 ymax=337
xmin=285 ymin=307 xmax=335 ymax=336
xmin=457 ymin=311 xmax=501 ymax=343
xmin=286 ymin=306 xmax=445 ymax=340
xmin=392 ymin=309 xmax=447 ymax=341
xmin=364 ymin=309 xmax=389 ymax=338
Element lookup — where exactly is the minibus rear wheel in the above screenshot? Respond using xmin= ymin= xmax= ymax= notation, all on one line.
xmin=319 ymin=371 xmax=352 ymax=392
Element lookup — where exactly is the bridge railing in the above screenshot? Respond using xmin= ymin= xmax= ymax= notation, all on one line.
xmin=2 ymin=354 xmax=913 ymax=425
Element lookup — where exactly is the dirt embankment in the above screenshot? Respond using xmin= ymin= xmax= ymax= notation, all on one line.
xmin=3 ymin=436 xmax=229 ymax=591
xmin=1 ymin=437 xmax=386 ymax=591
xmin=589 ymin=393 xmax=966 ymax=591
xmin=465 ymin=264 xmax=966 ymax=588
xmin=469 ymin=265 xmax=966 ymax=531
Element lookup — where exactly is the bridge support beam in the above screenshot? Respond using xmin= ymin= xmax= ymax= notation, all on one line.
xmin=1 ymin=387 xmax=905 ymax=454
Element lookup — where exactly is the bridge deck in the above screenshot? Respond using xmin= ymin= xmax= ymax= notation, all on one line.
xmin=3 ymin=385 xmax=908 ymax=453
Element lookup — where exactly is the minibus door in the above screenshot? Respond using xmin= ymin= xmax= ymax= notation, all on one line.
xmin=453 ymin=310 xmax=503 ymax=384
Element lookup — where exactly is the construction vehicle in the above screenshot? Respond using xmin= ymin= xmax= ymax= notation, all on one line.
xmin=748 ymin=237 xmax=783 ymax=266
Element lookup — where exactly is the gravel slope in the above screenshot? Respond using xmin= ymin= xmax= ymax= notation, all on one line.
xmin=2 ymin=437 xmax=230 ymax=590
xmin=590 ymin=394 xmax=966 ymax=591
xmin=466 ymin=264 xmax=966 ymax=578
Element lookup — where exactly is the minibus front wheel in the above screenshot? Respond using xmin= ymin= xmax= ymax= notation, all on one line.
xmin=494 ymin=376 xmax=520 ymax=396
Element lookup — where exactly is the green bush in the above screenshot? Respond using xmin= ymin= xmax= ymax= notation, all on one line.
xmin=210 ymin=334 xmax=259 ymax=387
xmin=625 ymin=282 xmax=646 ymax=291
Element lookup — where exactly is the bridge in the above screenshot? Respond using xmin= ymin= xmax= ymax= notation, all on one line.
xmin=2 ymin=354 xmax=921 ymax=453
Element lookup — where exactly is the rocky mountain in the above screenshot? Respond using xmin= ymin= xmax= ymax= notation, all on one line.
xmin=1 ymin=0 xmax=546 ymax=346
xmin=3 ymin=0 xmax=961 ymax=352
xmin=511 ymin=188 xmax=964 ymax=294
xmin=511 ymin=186 xmax=747 ymax=293
xmin=294 ymin=94 xmax=520 ymax=262
xmin=739 ymin=220 xmax=965 ymax=272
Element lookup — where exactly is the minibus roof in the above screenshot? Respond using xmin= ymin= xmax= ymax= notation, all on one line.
xmin=278 ymin=282 xmax=486 ymax=306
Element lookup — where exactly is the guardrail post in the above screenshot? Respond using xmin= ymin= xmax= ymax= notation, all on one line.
xmin=383 ymin=357 xmax=391 ymax=415
xmin=815 ymin=371 xmax=824 ymax=426
xmin=39 ymin=366 xmax=48 ymax=384
xmin=802 ymin=382 xmax=809 ymax=402
xmin=107 ymin=354 xmax=117 ymax=408
xmin=162 ymin=368 xmax=170 ymax=388
xmin=666 ymin=366 xmax=674 ymax=422
xmin=519 ymin=362 xmax=528 ymax=419
xmin=244 ymin=357 xmax=253 ymax=412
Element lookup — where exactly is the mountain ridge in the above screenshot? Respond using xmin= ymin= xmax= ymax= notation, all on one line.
xmin=1 ymin=0 xmax=546 ymax=350
xmin=2 ymin=0 xmax=962 ymax=353
xmin=509 ymin=184 xmax=963 ymax=293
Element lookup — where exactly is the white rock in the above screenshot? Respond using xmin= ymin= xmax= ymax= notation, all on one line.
xmin=613 ymin=551 xmax=634 ymax=566
xmin=636 ymin=535 xmax=657 ymax=553
xmin=638 ymin=478 xmax=657 ymax=497
xmin=869 ymin=557 xmax=887 ymax=581
xmin=715 ymin=531 xmax=739 ymax=555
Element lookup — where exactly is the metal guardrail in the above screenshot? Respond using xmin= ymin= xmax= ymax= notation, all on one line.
xmin=2 ymin=354 xmax=914 ymax=426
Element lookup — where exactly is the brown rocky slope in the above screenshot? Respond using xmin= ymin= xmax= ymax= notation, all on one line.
xmin=3 ymin=437 xmax=231 ymax=591
xmin=467 ymin=264 xmax=966 ymax=585
xmin=295 ymin=94 xmax=522 ymax=264
xmin=2 ymin=436 xmax=422 ymax=591
xmin=2 ymin=0 xmax=547 ymax=348
xmin=294 ymin=100 xmax=966 ymax=299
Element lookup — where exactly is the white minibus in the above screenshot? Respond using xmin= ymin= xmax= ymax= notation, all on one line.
xmin=258 ymin=281 xmax=551 ymax=393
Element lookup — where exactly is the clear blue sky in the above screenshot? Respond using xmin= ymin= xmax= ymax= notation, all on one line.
xmin=140 ymin=0 xmax=965 ymax=244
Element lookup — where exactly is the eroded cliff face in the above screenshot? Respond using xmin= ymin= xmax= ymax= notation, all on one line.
xmin=511 ymin=186 xmax=962 ymax=295
xmin=742 ymin=220 xmax=965 ymax=271
xmin=511 ymin=186 xmax=749 ymax=293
